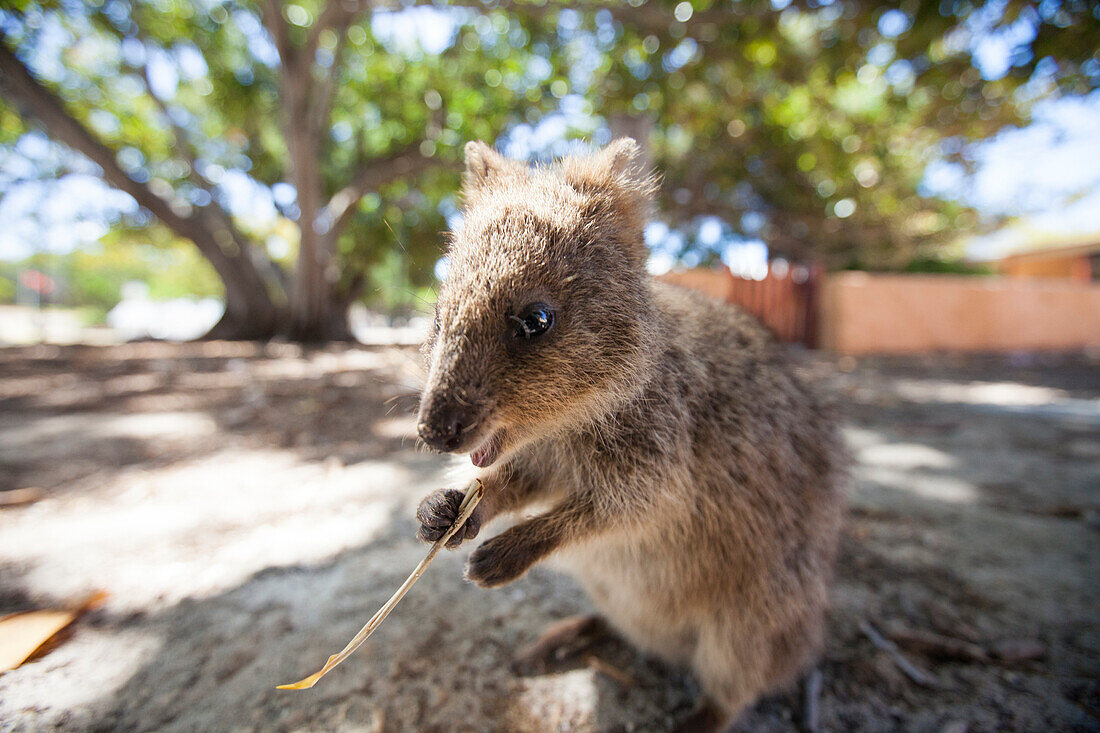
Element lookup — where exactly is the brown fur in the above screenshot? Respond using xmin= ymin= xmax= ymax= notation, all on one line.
xmin=416 ymin=139 xmax=846 ymax=723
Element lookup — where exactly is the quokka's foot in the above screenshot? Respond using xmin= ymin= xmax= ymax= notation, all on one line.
xmin=512 ymin=614 xmax=610 ymax=673
xmin=465 ymin=528 xmax=541 ymax=587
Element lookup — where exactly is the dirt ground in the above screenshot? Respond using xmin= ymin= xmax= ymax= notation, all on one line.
xmin=0 ymin=342 xmax=1096 ymax=732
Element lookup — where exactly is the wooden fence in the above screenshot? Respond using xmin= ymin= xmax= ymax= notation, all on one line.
xmin=663 ymin=266 xmax=1100 ymax=354
xmin=727 ymin=264 xmax=821 ymax=347
xmin=659 ymin=264 xmax=822 ymax=347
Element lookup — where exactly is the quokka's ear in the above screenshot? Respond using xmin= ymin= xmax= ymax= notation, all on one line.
xmin=559 ymin=137 xmax=658 ymax=205
xmin=590 ymin=137 xmax=644 ymax=180
xmin=462 ymin=141 xmax=521 ymax=202
xmin=559 ymin=138 xmax=658 ymax=256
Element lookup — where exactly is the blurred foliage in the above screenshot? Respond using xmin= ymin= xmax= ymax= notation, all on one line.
xmin=0 ymin=98 xmax=28 ymax=145
xmin=0 ymin=228 xmax=221 ymax=320
xmin=840 ymin=254 xmax=995 ymax=275
xmin=901 ymin=257 xmax=995 ymax=275
xmin=0 ymin=0 xmax=1097 ymax=319
xmin=575 ymin=0 xmax=1099 ymax=267
xmin=0 ymin=0 xmax=570 ymax=319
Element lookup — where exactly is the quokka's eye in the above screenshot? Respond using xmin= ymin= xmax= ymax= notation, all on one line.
xmin=512 ymin=303 xmax=555 ymax=340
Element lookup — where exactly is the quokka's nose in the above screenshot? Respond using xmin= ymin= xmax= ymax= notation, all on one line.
xmin=417 ymin=404 xmax=469 ymax=452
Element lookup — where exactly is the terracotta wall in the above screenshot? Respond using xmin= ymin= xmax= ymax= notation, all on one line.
xmin=658 ymin=268 xmax=732 ymax=301
xmin=998 ymin=253 xmax=1093 ymax=281
xmin=820 ymin=271 xmax=1100 ymax=354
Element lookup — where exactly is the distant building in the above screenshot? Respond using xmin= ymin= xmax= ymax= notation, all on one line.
xmin=996 ymin=240 xmax=1100 ymax=281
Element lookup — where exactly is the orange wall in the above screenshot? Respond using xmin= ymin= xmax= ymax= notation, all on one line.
xmin=820 ymin=272 xmax=1100 ymax=354
xmin=658 ymin=269 xmax=732 ymax=301
xmin=999 ymin=253 xmax=1092 ymax=281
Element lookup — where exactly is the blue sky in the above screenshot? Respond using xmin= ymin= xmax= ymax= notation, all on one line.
xmin=940 ymin=91 xmax=1100 ymax=260
xmin=1 ymin=4 xmax=1098 ymax=268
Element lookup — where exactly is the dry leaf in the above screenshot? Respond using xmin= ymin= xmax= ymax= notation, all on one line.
xmin=0 ymin=590 xmax=107 ymax=671
xmin=0 ymin=488 xmax=43 ymax=508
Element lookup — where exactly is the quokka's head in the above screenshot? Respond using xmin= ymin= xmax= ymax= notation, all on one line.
xmin=417 ymin=138 xmax=658 ymax=466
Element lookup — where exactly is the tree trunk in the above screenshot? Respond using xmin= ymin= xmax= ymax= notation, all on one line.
xmin=287 ymin=226 xmax=347 ymax=342
xmin=279 ymin=46 xmax=351 ymax=343
xmin=204 ymin=257 xmax=282 ymax=340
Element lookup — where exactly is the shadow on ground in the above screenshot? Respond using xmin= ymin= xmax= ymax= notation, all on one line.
xmin=0 ymin=344 xmax=1097 ymax=731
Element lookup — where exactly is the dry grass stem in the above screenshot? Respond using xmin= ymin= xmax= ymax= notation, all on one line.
xmin=277 ymin=479 xmax=484 ymax=691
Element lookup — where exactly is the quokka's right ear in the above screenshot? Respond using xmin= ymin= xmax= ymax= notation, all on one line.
xmin=462 ymin=141 xmax=520 ymax=202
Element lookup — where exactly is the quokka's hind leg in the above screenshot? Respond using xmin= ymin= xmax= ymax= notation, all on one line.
xmin=511 ymin=613 xmax=610 ymax=673
xmin=689 ymin=623 xmax=770 ymax=731
xmin=671 ymin=695 xmax=726 ymax=733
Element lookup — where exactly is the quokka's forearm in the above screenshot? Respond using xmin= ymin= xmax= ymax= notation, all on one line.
xmin=475 ymin=463 xmax=545 ymax=522
xmin=466 ymin=494 xmax=607 ymax=587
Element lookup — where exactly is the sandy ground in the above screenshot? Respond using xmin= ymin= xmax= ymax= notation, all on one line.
xmin=0 ymin=342 xmax=1096 ymax=732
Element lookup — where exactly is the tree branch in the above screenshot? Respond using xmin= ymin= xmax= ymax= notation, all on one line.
xmin=0 ymin=39 xmax=256 ymax=283
xmin=322 ymin=145 xmax=445 ymax=235
xmin=259 ymin=0 xmax=294 ymax=67
xmin=132 ymin=44 xmax=284 ymax=284
xmin=305 ymin=0 xmax=369 ymax=63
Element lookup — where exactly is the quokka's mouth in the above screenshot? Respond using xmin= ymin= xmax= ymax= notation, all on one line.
xmin=470 ymin=430 xmax=503 ymax=468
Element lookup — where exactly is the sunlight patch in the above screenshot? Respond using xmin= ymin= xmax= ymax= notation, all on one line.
xmin=893 ymin=378 xmax=1067 ymax=406
xmin=859 ymin=442 xmax=957 ymax=470
xmin=0 ymin=451 xmax=426 ymax=612
xmin=0 ymin=411 xmax=217 ymax=462
xmin=860 ymin=465 xmax=978 ymax=504
xmin=514 ymin=668 xmax=600 ymax=729
xmin=0 ymin=627 xmax=163 ymax=723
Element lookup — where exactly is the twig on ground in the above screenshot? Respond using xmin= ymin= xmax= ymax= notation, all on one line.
xmin=885 ymin=626 xmax=991 ymax=663
xmin=802 ymin=667 xmax=823 ymax=733
xmin=277 ymin=479 xmax=484 ymax=690
xmin=859 ymin=619 xmax=938 ymax=688
xmin=585 ymin=655 xmax=635 ymax=687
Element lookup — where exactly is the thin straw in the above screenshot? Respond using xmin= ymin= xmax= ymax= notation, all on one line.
xmin=277 ymin=479 xmax=484 ymax=690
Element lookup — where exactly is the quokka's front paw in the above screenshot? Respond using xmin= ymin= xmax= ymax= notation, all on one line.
xmin=465 ymin=531 xmax=537 ymax=588
xmin=416 ymin=488 xmax=481 ymax=548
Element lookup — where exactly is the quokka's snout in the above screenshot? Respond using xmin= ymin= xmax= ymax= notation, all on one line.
xmin=416 ymin=394 xmax=480 ymax=452
xmin=417 ymin=333 xmax=492 ymax=453
xmin=417 ymin=387 xmax=505 ymax=468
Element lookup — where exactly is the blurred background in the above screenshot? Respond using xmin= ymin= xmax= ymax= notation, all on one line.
xmin=0 ymin=1 xmax=1097 ymax=731
xmin=1 ymin=0 xmax=1099 ymax=345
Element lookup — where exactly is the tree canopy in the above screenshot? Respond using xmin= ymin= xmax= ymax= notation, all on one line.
xmin=1 ymin=0 xmax=1097 ymax=339
xmin=591 ymin=0 xmax=1098 ymax=268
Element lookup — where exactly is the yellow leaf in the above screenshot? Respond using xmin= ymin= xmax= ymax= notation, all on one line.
xmin=0 ymin=610 xmax=77 ymax=671
xmin=0 ymin=590 xmax=107 ymax=671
